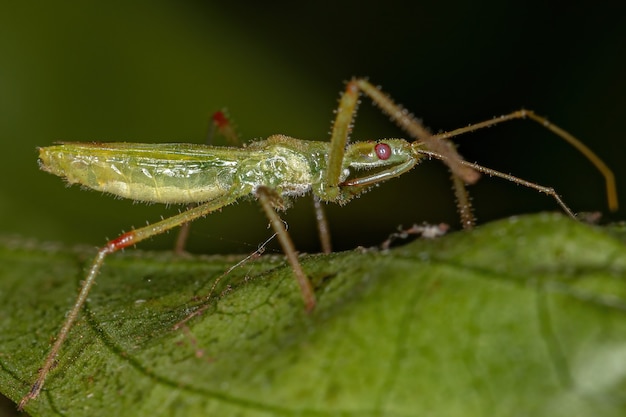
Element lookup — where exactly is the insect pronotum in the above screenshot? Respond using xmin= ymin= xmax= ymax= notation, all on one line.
xmin=18 ymin=78 xmax=618 ymax=409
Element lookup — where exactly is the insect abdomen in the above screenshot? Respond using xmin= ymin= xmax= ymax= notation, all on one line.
xmin=38 ymin=144 xmax=237 ymax=204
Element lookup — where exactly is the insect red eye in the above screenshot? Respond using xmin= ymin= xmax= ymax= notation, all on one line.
xmin=374 ymin=143 xmax=391 ymax=160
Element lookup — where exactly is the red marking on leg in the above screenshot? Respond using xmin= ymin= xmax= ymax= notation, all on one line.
xmin=212 ymin=110 xmax=239 ymax=145
xmin=345 ymin=80 xmax=359 ymax=96
xmin=212 ymin=111 xmax=230 ymax=129
xmin=107 ymin=231 xmax=137 ymax=251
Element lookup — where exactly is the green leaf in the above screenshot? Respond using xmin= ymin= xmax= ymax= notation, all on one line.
xmin=1 ymin=213 xmax=625 ymax=416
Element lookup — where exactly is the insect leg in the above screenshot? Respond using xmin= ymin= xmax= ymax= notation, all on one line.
xmin=175 ymin=110 xmax=243 ymax=255
xmin=325 ymin=80 xmax=360 ymax=189
xmin=450 ymin=172 xmax=475 ymax=229
xmin=256 ymin=186 xmax=315 ymax=312
xmin=174 ymin=216 xmax=193 ymax=255
xmin=353 ymin=78 xmax=481 ymax=185
xmin=209 ymin=109 xmax=241 ymax=146
xmin=336 ymin=78 xmax=478 ymax=228
xmin=18 ymin=193 xmax=241 ymax=410
xmin=313 ymin=196 xmax=332 ymax=254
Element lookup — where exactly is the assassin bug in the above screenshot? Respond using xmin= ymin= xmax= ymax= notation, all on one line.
xmin=19 ymin=78 xmax=617 ymax=409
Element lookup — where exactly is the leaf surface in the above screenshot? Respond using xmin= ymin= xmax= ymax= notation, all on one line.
xmin=1 ymin=214 xmax=625 ymax=416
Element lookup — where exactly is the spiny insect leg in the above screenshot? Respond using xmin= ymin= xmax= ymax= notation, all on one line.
xmin=256 ymin=186 xmax=315 ymax=312
xmin=19 ymin=194 xmax=241 ymax=409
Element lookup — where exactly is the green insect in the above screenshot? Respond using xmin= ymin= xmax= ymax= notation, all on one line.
xmin=19 ymin=78 xmax=617 ymax=409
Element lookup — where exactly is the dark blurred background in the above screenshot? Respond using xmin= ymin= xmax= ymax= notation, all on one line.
xmin=1 ymin=1 xmax=624 ymax=256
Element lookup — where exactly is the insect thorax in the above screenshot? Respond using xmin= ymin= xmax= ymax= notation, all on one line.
xmin=239 ymin=140 xmax=317 ymax=197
